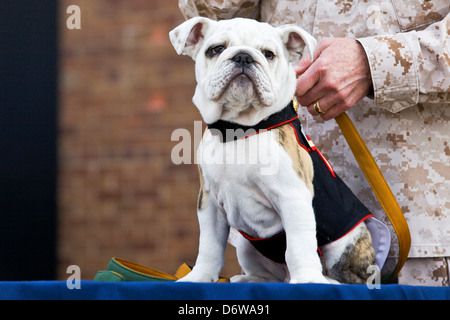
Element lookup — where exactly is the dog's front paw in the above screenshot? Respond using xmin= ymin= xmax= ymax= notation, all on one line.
xmin=176 ymin=270 xmax=218 ymax=283
xmin=289 ymin=269 xmax=329 ymax=284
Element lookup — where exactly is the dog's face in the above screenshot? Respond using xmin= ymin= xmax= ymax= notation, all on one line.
xmin=170 ymin=18 xmax=316 ymax=125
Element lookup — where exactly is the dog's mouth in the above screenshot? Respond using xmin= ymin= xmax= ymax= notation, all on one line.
xmin=231 ymin=68 xmax=255 ymax=83
xmin=219 ymin=66 xmax=257 ymax=94
xmin=206 ymin=60 xmax=274 ymax=107
xmin=228 ymin=68 xmax=255 ymax=89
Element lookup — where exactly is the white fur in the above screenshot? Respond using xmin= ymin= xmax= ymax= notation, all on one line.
xmin=169 ymin=18 xmax=364 ymax=284
xmin=169 ymin=17 xmax=316 ymax=126
xmin=182 ymin=130 xmax=327 ymax=283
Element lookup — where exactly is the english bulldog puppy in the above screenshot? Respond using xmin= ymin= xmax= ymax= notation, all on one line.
xmin=169 ymin=17 xmax=388 ymax=284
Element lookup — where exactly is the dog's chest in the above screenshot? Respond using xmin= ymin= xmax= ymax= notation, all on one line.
xmin=198 ymin=129 xmax=291 ymax=237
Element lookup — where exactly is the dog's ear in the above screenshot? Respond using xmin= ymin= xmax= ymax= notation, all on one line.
xmin=169 ymin=17 xmax=215 ymax=60
xmin=276 ymin=25 xmax=316 ymax=63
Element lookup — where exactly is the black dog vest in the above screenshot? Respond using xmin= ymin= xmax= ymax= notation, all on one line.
xmin=207 ymin=100 xmax=373 ymax=263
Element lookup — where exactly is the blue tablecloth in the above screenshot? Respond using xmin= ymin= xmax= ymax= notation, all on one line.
xmin=0 ymin=281 xmax=449 ymax=300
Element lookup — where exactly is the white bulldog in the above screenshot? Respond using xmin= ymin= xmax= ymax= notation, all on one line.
xmin=169 ymin=17 xmax=389 ymax=284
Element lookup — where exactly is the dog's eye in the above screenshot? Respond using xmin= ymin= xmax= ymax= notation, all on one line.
xmin=206 ymin=45 xmax=225 ymax=58
xmin=263 ymin=50 xmax=275 ymax=60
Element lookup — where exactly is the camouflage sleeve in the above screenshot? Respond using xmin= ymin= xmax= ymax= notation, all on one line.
xmin=357 ymin=13 xmax=450 ymax=113
xmin=178 ymin=0 xmax=260 ymax=20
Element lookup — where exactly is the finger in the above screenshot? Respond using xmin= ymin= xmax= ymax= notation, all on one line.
xmin=312 ymin=38 xmax=333 ymax=60
xmin=311 ymin=93 xmax=333 ymax=113
xmin=296 ymin=82 xmax=328 ymax=107
xmin=305 ymin=104 xmax=319 ymax=117
xmin=320 ymin=104 xmax=344 ymax=121
xmin=305 ymin=102 xmax=341 ymax=120
xmin=298 ymin=39 xmax=329 ymax=66
xmin=295 ymin=62 xmax=321 ymax=97
xmin=295 ymin=41 xmax=332 ymax=98
xmin=320 ymin=86 xmax=368 ymax=120
xmin=303 ymin=89 xmax=347 ymax=119
xmin=321 ymin=100 xmax=356 ymax=120
xmin=293 ymin=54 xmax=312 ymax=76
xmin=305 ymin=100 xmax=328 ymax=117
xmin=300 ymin=75 xmax=358 ymax=115
xmin=316 ymin=93 xmax=355 ymax=121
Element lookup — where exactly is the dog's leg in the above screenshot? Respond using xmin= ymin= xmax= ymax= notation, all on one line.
xmin=178 ymin=182 xmax=230 ymax=282
xmin=280 ymin=196 xmax=329 ymax=284
xmin=178 ymin=205 xmax=229 ymax=282
xmin=321 ymin=223 xmax=376 ymax=284
xmin=270 ymin=183 xmax=328 ymax=284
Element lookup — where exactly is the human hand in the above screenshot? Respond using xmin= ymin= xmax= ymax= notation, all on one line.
xmin=294 ymin=38 xmax=373 ymax=120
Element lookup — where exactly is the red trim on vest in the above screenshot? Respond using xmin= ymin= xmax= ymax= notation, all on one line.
xmin=239 ymin=230 xmax=285 ymax=242
xmin=238 ymin=115 xmax=300 ymax=140
xmin=237 ymin=213 xmax=373 ymax=262
xmin=289 ymin=123 xmax=336 ymax=177
xmin=288 ymin=122 xmax=310 ymax=152
xmin=333 ymin=214 xmax=374 ymax=242
xmin=238 ymin=230 xmax=323 ymax=259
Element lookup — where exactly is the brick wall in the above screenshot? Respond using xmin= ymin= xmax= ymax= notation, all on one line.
xmin=58 ymin=0 xmax=240 ymax=280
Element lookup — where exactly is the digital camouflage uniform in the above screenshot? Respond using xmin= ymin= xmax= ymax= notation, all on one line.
xmin=178 ymin=0 xmax=450 ymax=286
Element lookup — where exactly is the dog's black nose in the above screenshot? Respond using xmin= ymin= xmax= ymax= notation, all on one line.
xmin=232 ymin=53 xmax=254 ymax=67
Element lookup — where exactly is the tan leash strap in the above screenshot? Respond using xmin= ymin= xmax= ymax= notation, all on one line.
xmin=335 ymin=112 xmax=411 ymax=283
